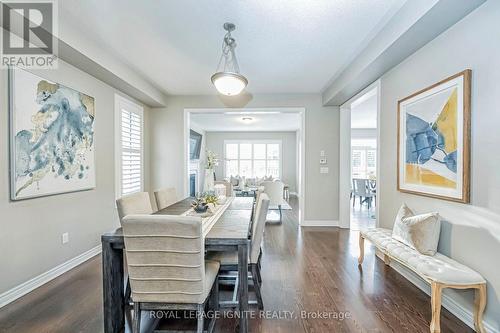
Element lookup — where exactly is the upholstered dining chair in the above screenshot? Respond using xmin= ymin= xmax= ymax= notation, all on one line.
xmin=352 ymin=178 xmax=375 ymax=209
xmin=116 ymin=192 xmax=154 ymax=223
xmin=206 ymin=193 xmax=270 ymax=309
xmin=261 ymin=181 xmax=285 ymax=223
xmin=154 ymin=187 xmax=177 ymax=210
xmin=214 ymin=180 xmax=233 ymax=197
xmin=122 ymin=215 xmax=220 ymax=333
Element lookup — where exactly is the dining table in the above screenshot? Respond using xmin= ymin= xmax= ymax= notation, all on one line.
xmin=101 ymin=196 xmax=254 ymax=333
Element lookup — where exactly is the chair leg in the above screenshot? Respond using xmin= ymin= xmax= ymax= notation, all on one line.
xmin=132 ymin=302 xmax=141 ymax=333
xmin=251 ymin=264 xmax=264 ymax=310
xmin=358 ymin=234 xmax=364 ymax=265
xmin=211 ymin=276 xmax=219 ymax=311
xmin=474 ymin=284 xmax=487 ymax=333
xmin=430 ymin=282 xmax=443 ymax=333
xmin=125 ymin=278 xmax=131 ymax=306
xmin=196 ymin=303 xmax=204 ymax=333
xmin=352 ymin=196 xmax=355 ymax=207
xmin=256 ymin=263 xmax=262 ymax=284
xmin=278 ymin=205 xmax=282 ymax=223
xmin=232 ymin=275 xmax=239 ymax=303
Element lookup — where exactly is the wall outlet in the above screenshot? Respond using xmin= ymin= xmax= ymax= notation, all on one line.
xmin=62 ymin=232 xmax=69 ymax=244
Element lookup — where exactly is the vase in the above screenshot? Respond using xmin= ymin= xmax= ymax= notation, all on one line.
xmin=203 ymin=168 xmax=214 ymax=192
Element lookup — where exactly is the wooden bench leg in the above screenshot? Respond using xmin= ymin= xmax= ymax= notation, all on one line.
xmin=358 ymin=234 xmax=365 ymax=265
xmin=430 ymin=282 xmax=443 ymax=333
xmin=474 ymin=284 xmax=487 ymax=333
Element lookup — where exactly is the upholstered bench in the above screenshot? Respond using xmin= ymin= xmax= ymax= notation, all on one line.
xmin=358 ymin=228 xmax=487 ymax=333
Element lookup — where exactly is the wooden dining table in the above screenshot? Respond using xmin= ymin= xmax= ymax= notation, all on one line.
xmin=101 ymin=197 xmax=254 ymax=333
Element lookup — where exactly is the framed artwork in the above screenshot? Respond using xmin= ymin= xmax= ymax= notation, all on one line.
xmin=9 ymin=67 xmax=96 ymax=200
xmin=397 ymin=70 xmax=471 ymax=203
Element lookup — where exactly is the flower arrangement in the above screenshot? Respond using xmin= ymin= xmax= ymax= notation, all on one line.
xmin=203 ymin=192 xmax=219 ymax=205
xmin=191 ymin=191 xmax=219 ymax=213
xmin=205 ymin=150 xmax=219 ymax=170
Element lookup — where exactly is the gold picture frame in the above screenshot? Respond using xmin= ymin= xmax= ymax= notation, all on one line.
xmin=397 ymin=70 xmax=471 ymax=203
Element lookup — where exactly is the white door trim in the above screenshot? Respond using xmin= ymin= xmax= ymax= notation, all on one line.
xmin=339 ymin=80 xmax=381 ymax=229
xmin=183 ymin=107 xmax=306 ymax=225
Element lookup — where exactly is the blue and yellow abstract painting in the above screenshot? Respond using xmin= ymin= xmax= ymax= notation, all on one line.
xmin=10 ymin=68 xmax=96 ymax=200
xmin=398 ymin=71 xmax=469 ymax=202
xmin=404 ymin=88 xmax=458 ymax=188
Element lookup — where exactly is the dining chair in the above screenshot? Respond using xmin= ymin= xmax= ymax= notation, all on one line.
xmin=116 ymin=192 xmax=154 ymax=223
xmin=154 ymin=187 xmax=177 ymax=210
xmin=122 ymin=214 xmax=220 ymax=333
xmin=214 ymin=180 xmax=233 ymax=197
xmin=261 ymin=181 xmax=285 ymax=223
xmin=206 ymin=193 xmax=270 ymax=309
xmin=352 ymin=178 xmax=375 ymax=209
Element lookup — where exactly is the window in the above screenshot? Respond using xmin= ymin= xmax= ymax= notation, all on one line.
xmin=115 ymin=95 xmax=144 ymax=197
xmin=224 ymin=141 xmax=281 ymax=178
xmin=351 ymin=139 xmax=376 ymax=179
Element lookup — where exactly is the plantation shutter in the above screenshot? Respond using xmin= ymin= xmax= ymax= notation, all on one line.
xmin=121 ymin=108 xmax=143 ymax=195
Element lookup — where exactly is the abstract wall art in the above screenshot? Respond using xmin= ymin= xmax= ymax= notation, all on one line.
xmin=9 ymin=67 xmax=96 ymax=200
xmin=397 ymin=70 xmax=471 ymax=203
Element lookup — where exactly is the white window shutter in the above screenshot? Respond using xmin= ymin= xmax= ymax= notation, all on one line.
xmin=121 ymin=109 xmax=142 ymax=195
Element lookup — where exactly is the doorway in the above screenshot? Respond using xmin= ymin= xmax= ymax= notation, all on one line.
xmin=183 ymin=107 xmax=306 ymax=225
xmin=339 ymin=81 xmax=380 ymax=229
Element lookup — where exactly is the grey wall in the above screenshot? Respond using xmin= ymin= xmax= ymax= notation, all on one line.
xmin=378 ymin=1 xmax=500 ymax=329
xmin=150 ymin=94 xmax=339 ymax=223
xmin=0 ymin=60 xmax=151 ymax=295
xmin=205 ymin=131 xmax=297 ymax=193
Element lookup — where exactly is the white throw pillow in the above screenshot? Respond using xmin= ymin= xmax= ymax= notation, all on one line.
xmin=230 ymin=176 xmax=239 ymax=187
xmin=392 ymin=204 xmax=441 ymax=255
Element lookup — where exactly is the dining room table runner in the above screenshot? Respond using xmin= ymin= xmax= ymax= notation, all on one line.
xmin=179 ymin=196 xmax=235 ymax=236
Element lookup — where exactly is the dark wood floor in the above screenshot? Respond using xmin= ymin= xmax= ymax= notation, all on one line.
xmin=0 ymin=196 xmax=473 ymax=333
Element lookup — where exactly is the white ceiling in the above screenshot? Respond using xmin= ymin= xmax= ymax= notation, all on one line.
xmin=59 ymin=0 xmax=405 ymax=95
xmin=191 ymin=112 xmax=301 ymax=132
xmin=351 ymin=89 xmax=377 ymax=128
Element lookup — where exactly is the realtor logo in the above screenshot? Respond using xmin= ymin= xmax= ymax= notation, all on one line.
xmin=1 ymin=0 xmax=58 ymax=68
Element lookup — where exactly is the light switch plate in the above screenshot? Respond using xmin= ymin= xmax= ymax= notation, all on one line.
xmin=320 ymin=167 xmax=329 ymax=174
xmin=62 ymin=232 xmax=69 ymax=244
xmin=320 ymin=158 xmax=327 ymax=165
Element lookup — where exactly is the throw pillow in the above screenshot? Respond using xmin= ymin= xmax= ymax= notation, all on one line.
xmin=392 ymin=204 xmax=441 ymax=255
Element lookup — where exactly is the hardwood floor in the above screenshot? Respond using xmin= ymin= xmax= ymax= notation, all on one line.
xmin=0 ymin=196 xmax=473 ymax=333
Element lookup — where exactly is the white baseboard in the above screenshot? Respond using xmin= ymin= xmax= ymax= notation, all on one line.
xmin=301 ymin=220 xmax=339 ymax=227
xmin=380 ymin=254 xmax=498 ymax=333
xmin=0 ymin=245 xmax=102 ymax=309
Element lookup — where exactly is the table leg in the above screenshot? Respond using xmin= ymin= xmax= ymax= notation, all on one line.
xmin=238 ymin=242 xmax=249 ymax=333
xmin=102 ymin=240 xmax=124 ymax=333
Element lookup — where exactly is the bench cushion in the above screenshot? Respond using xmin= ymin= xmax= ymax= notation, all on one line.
xmin=361 ymin=228 xmax=485 ymax=286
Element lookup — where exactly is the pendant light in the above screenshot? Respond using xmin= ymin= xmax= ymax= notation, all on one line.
xmin=211 ymin=22 xmax=248 ymax=96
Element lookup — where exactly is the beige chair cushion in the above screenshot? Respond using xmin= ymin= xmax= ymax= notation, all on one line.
xmin=392 ymin=204 xmax=441 ymax=255
xmin=122 ymin=214 xmax=219 ymax=304
xmin=154 ymin=187 xmax=177 ymax=210
xmin=116 ymin=192 xmax=154 ymax=223
xmin=362 ymin=228 xmax=485 ymax=285
xmin=206 ymin=251 xmax=238 ymax=266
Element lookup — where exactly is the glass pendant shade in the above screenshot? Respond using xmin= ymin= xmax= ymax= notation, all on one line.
xmin=211 ymin=72 xmax=248 ymax=96
xmin=212 ymin=23 xmax=247 ymax=96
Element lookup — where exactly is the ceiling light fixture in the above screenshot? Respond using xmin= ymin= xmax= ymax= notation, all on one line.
xmin=211 ymin=22 xmax=248 ymax=96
